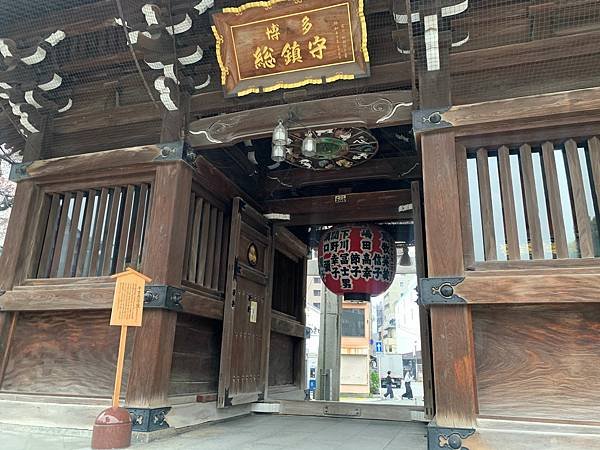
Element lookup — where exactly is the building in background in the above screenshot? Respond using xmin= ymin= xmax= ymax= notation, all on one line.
xmin=306 ymin=259 xmax=323 ymax=310
xmin=340 ymin=300 xmax=371 ymax=395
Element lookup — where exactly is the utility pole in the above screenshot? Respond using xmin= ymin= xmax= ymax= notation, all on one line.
xmin=316 ymin=289 xmax=342 ymax=401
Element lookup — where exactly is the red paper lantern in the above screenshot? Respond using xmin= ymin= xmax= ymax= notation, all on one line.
xmin=318 ymin=224 xmax=396 ymax=301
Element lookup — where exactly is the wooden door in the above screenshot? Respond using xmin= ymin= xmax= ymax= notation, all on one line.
xmin=218 ymin=198 xmax=273 ymax=408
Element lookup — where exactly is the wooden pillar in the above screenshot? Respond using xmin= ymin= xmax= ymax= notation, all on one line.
xmin=421 ymin=130 xmax=478 ymax=428
xmin=125 ymin=162 xmax=192 ymax=408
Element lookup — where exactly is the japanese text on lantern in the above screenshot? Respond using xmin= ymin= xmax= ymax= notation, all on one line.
xmin=231 ymin=3 xmax=354 ymax=80
xmin=319 ymin=226 xmax=395 ymax=293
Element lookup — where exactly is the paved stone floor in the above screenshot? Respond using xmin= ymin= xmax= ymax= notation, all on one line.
xmin=1 ymin=414 xmax=427 ymax=450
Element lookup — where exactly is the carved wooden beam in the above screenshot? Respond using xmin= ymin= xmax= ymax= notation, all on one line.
xmin=264 ymin=156 xmax=420 ymax=193
xmin=188 ymin=90 xmax=414 ymax=148
xmin=413 ymin=86 xmax=600 ymax=136
xmin=263 ymin=189 xmax=413 ymax=226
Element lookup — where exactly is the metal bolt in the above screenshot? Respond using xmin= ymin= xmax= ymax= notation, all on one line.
xmin=448 ymin=433 xmax=463 ymax=449
xmin=161 ymin=146 xmax=172 ymax=157
xmin=429 ymin=112 xmax=442 ymax=124
xmin=439 ymin=283 xmax=454 ymax=298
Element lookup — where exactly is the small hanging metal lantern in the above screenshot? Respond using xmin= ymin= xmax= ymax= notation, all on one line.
xmin=318 ymin=224 xmax=396 ymax=301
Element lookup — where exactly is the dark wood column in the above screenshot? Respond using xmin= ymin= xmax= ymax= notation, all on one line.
xmin=421 ymin=130 xmax=478 ymax=428
xmin=125 ymin=162 xmax=192 ymax=408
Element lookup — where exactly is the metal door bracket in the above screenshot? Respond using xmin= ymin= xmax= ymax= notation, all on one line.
xmin=127 ymin=407 xmax=171 ymax=432
xmin=412 ymin=107 xmax=452 ymax=133
xmin=428 ymin=424 xmax=475 ymax=450
xmin=143 ymin=285 xmax=184 ymax=311
xmin=9 ymin=162 xmax=32 ymax=182
xmin=154 ymin=141 xmax=197 ymax=167
xmin=419 ymin=277 xmax=465 ymax=305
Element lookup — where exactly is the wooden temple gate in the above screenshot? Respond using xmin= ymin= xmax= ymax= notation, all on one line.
xmin=416 ymin=90 xmax=600 ymax=449
xmin=0 ymin=1 xmax=599 ymax=449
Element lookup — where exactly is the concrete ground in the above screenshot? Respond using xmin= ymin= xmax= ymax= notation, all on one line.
xmin=0 ymin=414 xmax=427 ymax=450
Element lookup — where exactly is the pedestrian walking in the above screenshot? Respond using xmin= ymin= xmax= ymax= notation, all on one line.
xmin=401 ymin=370 xmax=414 ymax=400
xmin=383 ymin=371 xmax=394 ymax=399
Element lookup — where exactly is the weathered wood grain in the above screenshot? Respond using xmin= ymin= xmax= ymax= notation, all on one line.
xmin=456 ymin=145 xmax=475 ymax=267
xmin=467 ymin=257 xmax=599 ymax=271
xmin=115 ymin=185 xmax=135 ymax=272
xmin=498 ymin=146 xmax=520 ymax=260
xmin=37 ymin=193 xmax=61 ymax=278
xmin=271 ymin=312 xmax=305 ymax=339
xmin=474 ymin=304 xmax=600 ymax=422
xmin=49 ymin=192 xmax=72 ymax=278
xmin=421 ymin=130 xmax=476 ymax=428
xmin=541 ymin=142 xmax=569 ymax=258
xmin=101 ymin=187 xmax=122 ymax=275
xmin=89 ymin=188 xmax=109 ymax=276
xmin=1 ymin=311 xmax=133 ymax=397
xmin=130 ymin=184 xmax=149 ymax=270
xmin=440 ymin=86 xmax=600 ymax=135
xmin=588 ymin=137 xmax=600 ymax=216
xmin=63 ymin=191 xmax=84 ymax=277
xmin=264 ymin=190 xmax=412 ymax=226
xmin=75 ymin=190 xmax=96 ymax=276
xmin=126 ymin=163 xmax=192 ymax=409
xmin=0 ymin=284 xmax=115 ymax=311
xmin=455 ymin=271 xmax=600 ymax=304
xmin=476 ymin=148 xmax=497 ymax=261
xmin=19 ymin=145 xmax=163 ymax=181
xmin=268 ymin=332 xmax=296 ymax=387
xmin=518 ymin=145 xmax=545 ymax=259
xmin=169 ymin=314 xmax=221 ymax=396
xmin=565 ymin=139 xmax=594 ymax=258
xmin=180 ymin=289 xmax=224 ymax=321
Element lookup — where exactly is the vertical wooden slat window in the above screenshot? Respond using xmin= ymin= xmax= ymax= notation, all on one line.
xmin=530 ymin=150 xmax=554 ymax=259
xmin=33 ymin=184 xmax=151 ymax=278
xmin=466 ymin=156 xmax=485 ymax=261
xmin=463 ymin=138 xmax=600 ymax=265
xmin=182 ymin=189 xmax=229 ymax=293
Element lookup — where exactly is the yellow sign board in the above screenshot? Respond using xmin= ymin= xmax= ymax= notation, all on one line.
xmin=108 ymin=267 xmax=151 ymax=408
xmin=110 ymin=267 xmax=151 ymax=327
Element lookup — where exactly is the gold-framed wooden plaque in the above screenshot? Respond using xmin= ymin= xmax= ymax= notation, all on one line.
xmin=211 ymin=0 xmax=370 ymax=97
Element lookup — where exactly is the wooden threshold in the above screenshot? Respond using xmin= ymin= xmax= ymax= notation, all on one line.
xmin=277 ymin=400 xmax=424 ymax=422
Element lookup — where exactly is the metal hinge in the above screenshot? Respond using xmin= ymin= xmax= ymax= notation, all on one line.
xmin=419 ymin=277 xmax=465 ymax=305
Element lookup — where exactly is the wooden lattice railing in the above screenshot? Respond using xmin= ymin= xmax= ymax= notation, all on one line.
xmin=182 ymin=184 xmax=229 ymax=293
xmin=34 ymin=184 xmax=151 ymax=278
xmin=457 ymin=138 xmax=600 ymax=267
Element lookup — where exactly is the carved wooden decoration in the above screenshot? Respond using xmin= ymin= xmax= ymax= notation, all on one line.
xmin=285 ymin=127 xmax=378 ymax=171
xmin=188 ymin=90 xmax=413 ymax=148
xmin=211 ymin=0 xmax=370 ymax=97
xmin=0 ymin=30 xmax=72 ymax=134
xmin=117 ymin=1 xmax=214 ymax=110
